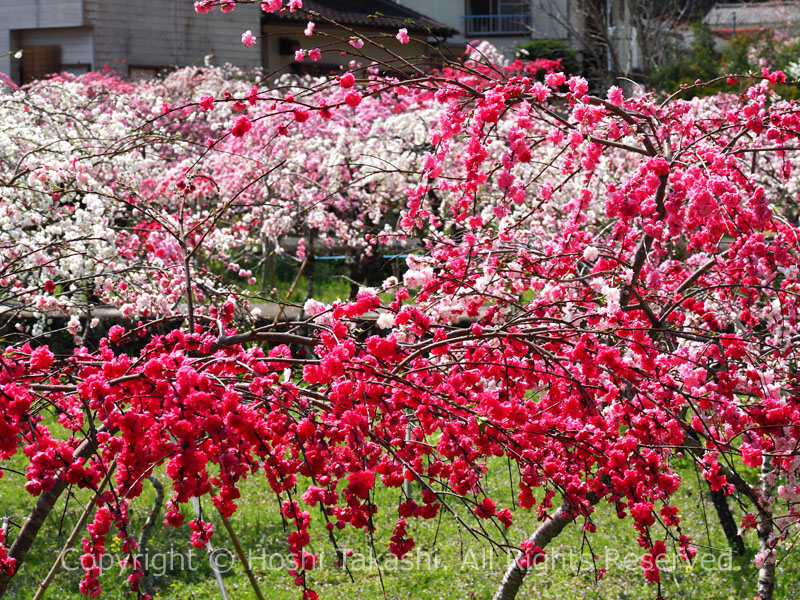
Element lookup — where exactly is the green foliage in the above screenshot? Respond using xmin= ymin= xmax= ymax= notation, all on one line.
xmin=652 ymin=22 xmax=800 ymax=99
xmin=652 ymin=22 xmax=722 ymax=96
xmin=517 ymin=39 xmax=581 ymax=76
xmin=721 ymin=30 xmax=800 ymax=99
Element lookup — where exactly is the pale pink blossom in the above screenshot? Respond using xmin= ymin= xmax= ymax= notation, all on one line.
xmin=241 ymin=30 xmax=256 ymax=47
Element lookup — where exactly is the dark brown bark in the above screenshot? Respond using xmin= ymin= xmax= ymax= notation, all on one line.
xmin=0 ymin=432 xmax=101 ymax=596
xmin=709 ymin=487 xmax=746 ymax=556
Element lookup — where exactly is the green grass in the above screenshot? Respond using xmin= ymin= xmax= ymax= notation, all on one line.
xmin=207 ymin=250 xmax=408 ymax=305
xmin=4 ymin=444 xmax=795 ymax=600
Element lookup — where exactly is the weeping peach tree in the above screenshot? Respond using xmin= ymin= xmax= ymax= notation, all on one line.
xmin=1 ymin=3 xmax=800 ymax=600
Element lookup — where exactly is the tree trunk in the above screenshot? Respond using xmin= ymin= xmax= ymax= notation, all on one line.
xmin=709 ymin=487 xmax=746 ymax=556
xmin=304 ymin=230 xmax=315 ymax=302
xmin=756 ymin=459 xmax=775 ymax=600
xmin=137 ymin=475 xmax=164 ymax=597
xmin=349 ymin=247 xmax=383 ymax=299
xmin=492 ymin=503 xmax=572 ymax=600
xmin=0 ymin=431 xmax=101 ymax=597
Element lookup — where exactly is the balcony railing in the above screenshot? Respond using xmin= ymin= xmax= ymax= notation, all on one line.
xmin=464 ymin=14 xmax=533 ymax=36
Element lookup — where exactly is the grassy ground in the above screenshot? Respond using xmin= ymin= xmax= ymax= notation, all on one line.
xmin=215 ymin=253 xmax=405 ymax=305
xmin=3 ymin=445 xmax=796 ymax=600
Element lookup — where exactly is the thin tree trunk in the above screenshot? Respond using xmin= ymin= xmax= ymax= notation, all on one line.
xmin=31 ymin=461 xmax=116 ymax=600
xmin=217 ymin=513 xmax=266 ymax=600
xmin=756 ymin=459 xmax=775 ymax=600
xmin=709 ymin=487 xmax=746 ymax=556
xmin=0 ymin=431 xmax=102 ymax=596
xmin=190 ymin=497 xmax=229 ymax=600
xmin=492 ymin=503 xmax=573 ymax=600
xmin=304 ymin=230 xmax=315 ymax=302
xmin=137 ymin=475 xmax=164 ymax=597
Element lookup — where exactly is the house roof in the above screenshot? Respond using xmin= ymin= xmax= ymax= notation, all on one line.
xmin=704 ymin=1 xmax=800 ymax=32
xmin=263 ymin=0 xmax=457 ymax=37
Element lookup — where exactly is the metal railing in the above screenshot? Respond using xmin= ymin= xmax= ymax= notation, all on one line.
xmin=463 ymin=14 xmax=532 ymax=36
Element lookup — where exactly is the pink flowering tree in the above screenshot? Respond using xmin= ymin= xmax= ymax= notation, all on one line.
xmin=2 ymin=3 xmax=800 ymax=600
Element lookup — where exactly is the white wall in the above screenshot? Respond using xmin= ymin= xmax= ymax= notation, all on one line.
xmin=531 ymin=0 xmax=570 ymax=39
xmin=395 ymin=0 xmax=467 ymax=45
xmin=397 ymin=0 xmax=574 ymax=56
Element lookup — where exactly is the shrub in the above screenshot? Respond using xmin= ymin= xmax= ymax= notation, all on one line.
xmin=517 ymin=39 xmax=581 ymax=76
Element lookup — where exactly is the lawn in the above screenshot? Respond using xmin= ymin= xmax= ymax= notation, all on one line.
xmin=3 ymin=447 xmax=791 ymax=600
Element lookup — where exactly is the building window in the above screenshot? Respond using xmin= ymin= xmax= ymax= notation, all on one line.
xmin=279 ymin=37 xmax=301 ymax=56
xmin=465 ymin=0 xmax=532 ymax=36
xmin=129 ymin=67 xmax=160 ymax=81
xmin=21 ymin=45 xmax=61 ymax=84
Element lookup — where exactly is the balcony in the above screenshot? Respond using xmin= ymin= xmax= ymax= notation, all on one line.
xmin=463 ymin=14 xmax=533 ymax=36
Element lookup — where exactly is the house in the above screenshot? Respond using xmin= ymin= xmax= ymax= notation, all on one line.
xmin=1 ymin=0 xmax=650 ymax=88
xmin=704 ymin=1 xmax=800 ymax=38
xmin=0 ymin=0 xmax=455 ymax=85
xmin=0 ymin=0 xmax=266 ymax=85
xmin=396 ymin=0 xmax=573 ymax=49
xmin=260 ymin=0 xmax=457 ymax=74
xmin=397 ymin=0 xmax=645 ymax=78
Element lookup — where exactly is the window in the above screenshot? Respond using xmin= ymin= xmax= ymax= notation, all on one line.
xmin=279 ymin=37 xmax=301 ymax=56
xmin=465 ymin=0 xmax=532 ymax=35
xmin=21 ymin=45 xmax=61 ymax=84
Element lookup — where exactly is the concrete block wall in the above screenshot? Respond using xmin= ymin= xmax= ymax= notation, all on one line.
xmin=0 ymin=0 xmax=85 ymax=83
xmin=84 ymin=0 xmax=262 ymax=73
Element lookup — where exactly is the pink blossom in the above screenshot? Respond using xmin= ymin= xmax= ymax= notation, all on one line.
xmin=231 ymin=115 xmax=252 ymax=137
xmin=544 ymin=72 xmax=566 ymax=87
xmin=304 ymin=21 xmax=315 ymax=36
xmin=607 ymin=85 xmax=624 ymax=106
xmin=194 ymin=0 xmax=213 ymax=13
xmin=396 ymin=28 xmax=410 ymax=44
xmin=241 ymin=30 xmax=256 ymax=47
xmin=344 ymin=91 xmax=362 ymax=107
xmin=260 ymin=0 xmax=282 ymax=12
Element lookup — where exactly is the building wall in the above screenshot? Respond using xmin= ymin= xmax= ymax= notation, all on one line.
xmin=0 ymin=0 xmax=85 ymax=29
xmin=0 ymin=30 xmax=11 ymax=85
xmin=395 ymin=0 xmax=467 ymax=46
xmin=83 ymin=0 xmax=262 ymax=74
xmin=0 ymin=0 xmax=85 ymax=84
xmin=18 ymin=27 xmax=93 ymax=69
xmin=397 ymin=0 xmax=574 ymax=57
